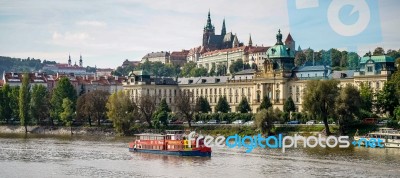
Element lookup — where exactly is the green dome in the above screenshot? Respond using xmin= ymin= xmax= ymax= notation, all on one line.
xmin=266 ymin=30 xmax=295 ymax=59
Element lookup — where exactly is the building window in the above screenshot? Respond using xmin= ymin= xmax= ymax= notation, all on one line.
xmin=376 ymin=81 xmax=380 ymax=89
xmin=210 ymin=89 xmax=213 ymax=95
xmin=257 ymin=91 xmax=260 ymax=103
xmin=367 ymin=66 xmax=373 ymax=72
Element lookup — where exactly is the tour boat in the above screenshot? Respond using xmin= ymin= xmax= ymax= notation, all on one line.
xmin=129 ymin=130 xmax=211 ymax=157
xmin=354 ymin=128 xmax=400 ymax=148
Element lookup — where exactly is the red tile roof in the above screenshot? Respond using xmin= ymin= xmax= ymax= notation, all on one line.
xmin=285 ymin=33 xmax=294 ymax=43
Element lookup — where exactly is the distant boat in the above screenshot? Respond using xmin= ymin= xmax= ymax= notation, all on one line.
xmin=354 ymin=128 xmax=400 ymax=148
xmin=129 ymin=130 xmax=211 ymax=157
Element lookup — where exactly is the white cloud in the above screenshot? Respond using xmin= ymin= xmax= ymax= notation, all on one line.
xmin=52 ymin=31 xmax=90 ymax=43
xmin=76 ymin=20 xmax=107 ymax=27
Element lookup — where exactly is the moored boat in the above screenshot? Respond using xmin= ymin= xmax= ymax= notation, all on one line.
xmin=354 ymin=128 xmax=400 ymax=148
xmin=129 ymin=130 xmax=211 ymax=157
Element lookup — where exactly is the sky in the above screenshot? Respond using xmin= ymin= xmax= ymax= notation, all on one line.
xmin=0 ymin=0 xmax=399 ymax=69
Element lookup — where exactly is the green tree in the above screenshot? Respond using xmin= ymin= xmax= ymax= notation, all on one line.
xmin=60 ymin=98 xmax=75 ymax=134
xmin=330 ymin=48 xmax=342 ymax=67
xmin=335 ymin=84 xmax=361 ymax=135
xmin=19 ymin=73 xmax=30 ymax=133
xmin=359 ymin=82 xmax=373 ymax=112
xmin=376 ymin=81 xmax=399 ymax=116
xmin=190 ymin=67 xmax=208 ymax=77
xmin=195 ymin=96 xmax=211 ymax=113
xmin=373 ymin=47 xmax=385 ymax=55
xmin=283 ymin=96 xmax=296 ymax=113
xmin=1 ymin=84 xmax=12 ymax=123
xmin=238 ymin=97 xmax=251 ymax=113
xmin=216 ymin=65 xmax=227 ymax=76
xmin=259 ymin=95 xmax=272 ymax=110
xmin=295 ymin=51 xmax=307 ymax=66
xmin=209 ymin=63 xmax=216 ymax=76
xmin=180 ymin=61 xmax=197 ymax=77
xmin=50 ymin=77 xmax=77 ymax=125
xmin=153 ymin=98 xmax=171 ymax=127
xmin=106 ymin=91 xmax=136 ymax=135
xmin=215 ymin=96 xmax=230 ymax=113
xmin=30 ymin=84 xmax=49 ymax=125
xmin=255 ymin=108 xmax=276 ymax=134
xmin=347 ymin=52 xmax=360 ymax=69
xmin=229 ymin=59 xmax=244 ymax=74
xmin=303 ymin=80 xmax=339 ymax=135
xmin=10 ymin=86 xmax=20 ymax=122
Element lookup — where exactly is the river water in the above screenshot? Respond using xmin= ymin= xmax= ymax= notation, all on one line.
xmin=0 ymin=133 xmax=399 ymax=178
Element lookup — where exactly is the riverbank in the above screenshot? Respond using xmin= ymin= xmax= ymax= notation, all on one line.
xmin=0 ymin=125 xmax=115 ymax=136
xmin=1 ymin=124 xmax=375 ymax=137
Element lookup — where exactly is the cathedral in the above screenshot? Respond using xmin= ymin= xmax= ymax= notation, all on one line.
xmin=202 ymin=10 xmax=241 ymax=51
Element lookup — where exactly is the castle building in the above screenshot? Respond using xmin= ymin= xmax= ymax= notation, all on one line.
xmin=123 ymin=30 xmax=395 ymax=113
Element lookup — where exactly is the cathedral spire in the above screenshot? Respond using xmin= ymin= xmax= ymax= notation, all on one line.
xmin=248 ymin=34 xmax=253 ymax=47
xmin=79 ymin=54 xmax=83 ymax=67
xmin=221 ymin=18 xmax=226 ymax=36
xmin=204 ymin=9 xmax=214 ymax=32
xmin=68 ymin=53 xmax=71 ymax=66
xmin=233 ymin=34 xmax=239 ymax=48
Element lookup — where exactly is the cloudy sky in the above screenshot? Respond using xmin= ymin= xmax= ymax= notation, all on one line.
xmin=0 ymin=0 xmax=399 ymax=68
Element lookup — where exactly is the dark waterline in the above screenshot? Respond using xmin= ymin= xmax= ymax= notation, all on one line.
xmin=0 ymin=133 xmax=400 ymax=177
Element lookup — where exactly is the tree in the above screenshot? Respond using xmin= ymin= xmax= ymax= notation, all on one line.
xmin=1 ymin=84 xmax=12 ymax=123
xmin=10 ymin=86 xmax=20 ymax=122
xmin=190 ymin=67 xmax=208 ymax=77
xmin=50 ymin=77 xmax=77 ymax=125
xmin=303 ymin=80 xmax=339 ymax=135
xmin=255 ymin=108 xmax=276 ymax=134
xmin=209 ymin=63 xmax=216 ymax=76
xmin=295 ymin=52 xmax=307 ymax=66
xmin=79 ymin=84 xmax=85 ymax=96
xmin=376 ymin=81 xmax=398 ymax=116
xmin=229 ymin=59 xmax=244 ymax=74
xmin=106 ymin=91 xmax=136 ymax=135
xmin=347 ymin=52 xmax=360 ymax=70
xmin=335 ymin=84 xmax=361 ymax=135
xmin=259 ymin=95 xmax=272 ymax=110
xmin=373 ymin=47 xmax=385 ymax=56
xmin=359 ymin=82 xmax=373 ymax=112
xmin=283 ymin=96 xmax=296 ymax=113
xmin=19 ymin=73 xmax=30 ymax=133
xmin=180 ymin=62 xmax=197 ymax=77
xmin=215 ymin=96 xmax=230 ymax=113
xmin=195 ymin=96 xmax=211 ymax=113
xmin=30 ymin=84 xmax=49 ymax=125
xmin=137 ymin=94 xmax=157 ymax=127
xmin=76 ymin=90 xmax=109 ymax=126
xmin=238 ymin=97 xmax=251 ymax=113
xmin=60 ymin=98 xmax=75 ymax=134
xmin=330 ymin=48 xmax=342 ymax=67
xmin=216 ymin=65 xmax=227 ymax=76
xmin=175 ymin=90 xmax=196 ymax=127
xmin=153 ymin=98 xmax=171 ymax=127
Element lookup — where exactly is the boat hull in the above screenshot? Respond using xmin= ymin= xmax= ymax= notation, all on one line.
xmin=129 ymin=148 xmax=211 ymax=157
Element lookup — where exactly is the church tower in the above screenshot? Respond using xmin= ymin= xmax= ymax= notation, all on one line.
xmin=68 ymin=54 xmax=72 ymax=66
xmin=79 ymin=54 xmax=83 ymax=67
xmin=202 ymin=10 xmax=215 ymax=47
xmin=248 ymin=34 xmax=253 ymax=47
xmin=221 ymin=18 xmax=226 ymax=36
xmin=285 ymin=33 xmax=295 ymax=53
xmin=233 ymin=34 xmax=239 ymax=48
